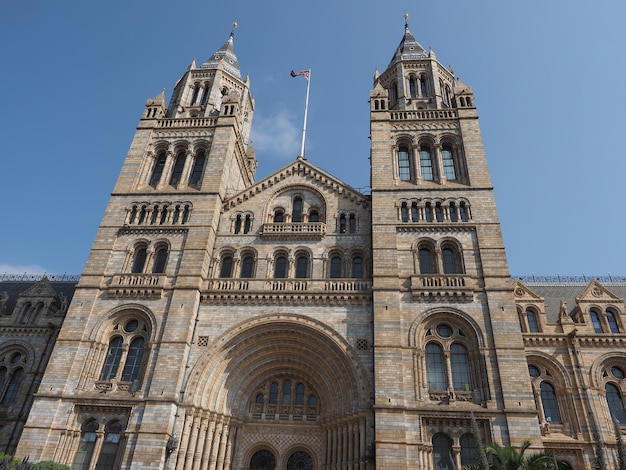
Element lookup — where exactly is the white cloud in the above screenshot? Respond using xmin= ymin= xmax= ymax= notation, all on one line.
xmin=250 ymin=109 xmax=301 ymax=159
xmin=0 ymin=264 xmax=48 ymax=275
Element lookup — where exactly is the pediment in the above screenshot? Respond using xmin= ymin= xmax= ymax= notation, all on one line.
xmin=576 ymin=280 xmax=623 ymax=304
xmin=223 ymin=156 xmax=369 ymax=211
xmin=512 ymin=280 xmax=543 ymax=303
xmin=19 ymin=277 xmax=58 ymax=299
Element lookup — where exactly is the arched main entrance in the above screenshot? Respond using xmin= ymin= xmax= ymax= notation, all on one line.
xmin=178 ymin=314 xmax=372 ymax=470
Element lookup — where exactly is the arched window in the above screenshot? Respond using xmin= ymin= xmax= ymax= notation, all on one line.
xmin=295 ymin=255 xmax=309 ymax=278
xmin=234 ymin=215 xmax=242 ymax=234
xmin=590 ymin=310 xmax=604 ymax=333
xmin=244 ymin=214 xmax=252 ymax=234
xmin=450 ymin=343 xmax=471 ymax=391
xmin=274 ymin=255 xmax=288 ymax=278
xmin=442 ymin=144 xmax=456 ymax=181
xmin=295 ymin=383 xmax=305 ymax=405
xmin=435 ymin=202 xmax=443 ymax=222
xmin=250 ymin=450 xmax=276 ymax=470
xmin=273 ymin=209 xmax=284 ymax=223
xmin=540 ymin=382 xmax=562 ymax=424
xmin=73 ymin=420 xmax=99 ymax=470
xmin=339 ymin=214 xmax=347 ymax=233
xmin=189 ymin=149 xmax=207 ymax=186
xmin=419 ymin=145 xmax=434 ymax=181
xmin=190 ymin=83 xmax=200 ymax=105
xmin=424 ymin=202 xmax=433 ymax=222
xmin=349 ymin=214 xmax=357 ymax=233
xmin=330 ymin=255 xmax=342 ymax=278
xmin=606 ymin=383 xmax=626 ymax=424
xmin=432 ymin=433 xmax=454 ymax=470
xmin=20 ymin=304 xmax=33 ymax=325
xmin=219 ymin=255 xmax=233 ymax=278
xmin=351 ymin=255 xmax=364 ymax=279
xmin=149 ymin=150 xmax=167 ymax=188
xmin=152 ymin=247 xmax=168 ymax=274
xmin=460 ymin=433 xmax=478 ymax=467
xmin=240 ymin=255 xmax=255 ymax=278
xmin=449 ymin=202 xmax=458 ymax=222
xmin=282 ymin=380 xmax=292 ymax=404
xmin=100 ymin=336 xmax=124 ymax=381
xmin=1 ymin=367 xmax=22 ymax=405
xmin=169 ymin=150 xmax=187 ymax=187
xmin=419 ymin=75 xmax=428 ymax=97
xmin=131 ymin=246 xmax=147 ymax=273
xmin=425 ymin=343 xmax=446 ymax=391
xmin=269 ymin=382 xmax=278 ymax=404
xmin=292 ymin=197 xmax=303 ymax=223
xmin=287 ymin=452 xmax=313 ymax=470
xmin=526 ymin=309 xmax=539 ymax=333
xmin=400 ymin=202 xmax=409 ymax=222
xmin=398 ymin=144 xmax=411 ymax=182
xmin=309 ymin=210 xmax=319 ymax=223
xmin=459 ymin=202 xmax=469 ymax=222
xmin=200 ymin=84 xmax=210 ymax=105
xmin=96 ymin=420 xmax=123 ymax=469
xmin=409 ymin=75 xmax=417 ymax=98
xmin=419 ymin=247 xmax=436 ymax=274
xmin=606 ymin=309 xmax=620 ymax=333
xmin=121 ymin=337 xmax=145 ymax=382
xmin=442 ymin=247 xmax=461 ymax=274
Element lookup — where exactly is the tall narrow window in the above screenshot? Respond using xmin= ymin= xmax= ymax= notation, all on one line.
xmin=424 ymin=203 xmax=433 ymax=222
xmin=450 ymin=344 xmax=471 ymax=391
xmin=295 ymin=255 xmax=309 ymax=278
xmin=540 ymin=382 xmax=562 ymax=423
xmin=274 ymin=255 xmax=288 ymax=278
xmin=449 ymin=202 xmax=458 ymax=222
xmin=309 ymin=210 xmax=319 ymax=223
xmin=189 ymin=149 xmax=207 ymax=186
xmin=292 ymin=197 xmax=303 ymax=223
xmin=200 ymin=84 xmax=210 ymax=105
xmin=607 ymin=310 xmax=620 ymax=333
xmin=190 ymin=83 xmax=200 ymax=105
xmin=330 ymin=256 xmax=342 ymax=278
xmin=100 ymin=337 xmax=124 ymax=381
xmin=73 ymin=421 xmax=99 ymax=470
xmin=1 ymin=368 xmax=23 ymax=405
xmin=149 ymin=151 xmax=167 ymax=187
xmin=152 ymin=247 xmax=168 ymax=274
xmin=435 ymin=202 xmax=443 ymax=222
xmin=442 ymin=145 xmax=457 ymax=180
xmin=590 ymin=311 xmax=603 ymax=333
xmin=442 ymin=247 xmax=459 ymax=274
xmin=351 ymin=255 xmax=364 ymax=279
xmin=419 ymin=146 xmax=434 ymax=181
xmin=219 ymin=256 xmax=233 ymax=278
xmin=425 ymin=343 xmax=446 ymax=391
xmin=282 ymin=380 xmax=292 ymax=404
xmin=411 ymin=202 xmax=419 ymax=222
xmin=398 ymin=145 xmax=411 ymax=182
xmin=269 ymin=382 xmax=278 ymax=404
xmin=274 ymin=210 xmax=284 ymax=223
xmin=419 ymin=75 xmax=428 ymax=97
xmin=339 ymin=214 xmax=347 ymax=233
xmin=459 ymin=202 xmax=469 ymax=222
xmin=169 ymin=150 xmax=187 ymax=187
xmin=460 ymin=434 xmax=478 ymax=467
xmin=121 ymin=337 xmax=145 ymax=382
xmin=295 ymin=383 xmax=305 ymax=405
xmin=401 ymin=203 xmax=409 ymax=222
xmin=349 ymin=214 xmax=357 ymax=233
xmin=234 ymin=215 xmax=242 ymax=234
xmin=240 ymin=255 xmax=255 ymax=278
xmin=526 ymin=309 xmax=539 ymax=333
xmin=131 ymin=247 xmax=147 ymax=274
xmin=409 ymin=76 xmax=417 ymax=98
xmin=96 ymin=421 xmax=123 ymax=470
xmin=606 ymin=383 xmax=626 ymax=423
xmin=243 ymin=215 xmax=252 ymax=234
xmin=419 ymin=248 xmax=436 ymax=274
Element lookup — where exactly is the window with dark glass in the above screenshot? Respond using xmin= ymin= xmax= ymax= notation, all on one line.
xmin=152 ymin=247 xmax=168 ymax=274
xmin=330 ymin=256 xmax=342 ymax=278
xmin=149 ymin=151 xmax=167 ymax=187
xmin=95 ymin=421 xmax=123 ymax=470
xmin=460 ymin=434 xmax=478 ymax=467
xmin=449 ymin=202 xmax=458 ymax=222
xmin=450 ymin=344 xmax=471 ymax=391
xmin=292 ymin=197 xmax=303 ymax=223
xmin=169 ymin=150 xmax=187 ymax=187
xmin=435 ymin=202 xmax=443 ymax=222
xmin=419 ymin=146 xmax=434 ymax=181
xmin=411 ymin=202 xmax=419 ymax=222
xmin=425 ymin=202 xmax=433 ymax=222
xmin=607 ymin=310 xmax=620 ymax=333
xmin=189 ymin=149 xmax=207 ymax=186
xmin=100 ymin=336 xmax=124 ymax=381
xmin=295 ymin=255 xmax=309 ymax=278
xmin=269 ymin=382 xmax=278 ymax=404
xmin=309 ymin=210 xmax=319 ymax=223
xmin=419 ymin=247 xmax=435 ymax=274
xmin=240 ymin=255 xmax=255 ymax=278
xmin=274 ymin=210 xmax=284 ymax=223
xmin=190 ymin=83 xmax=200 ymax=105
xmin=432 ymin=433 xmax=454 ymax=470
xmin=398 ymin=145 xmax=411 ymax=181
xmin=219 ymin=256 xmax=233 ymax=278
xmin=526 ymin=309 xmax=539 ymax=333
xmin=420 ymin=75 xmax=428 ymax=97
xmin=274 ymin=255 xmax=288 ymax=278
xmin=540 ymin=382 xmax=562 ymax=423
xmin=442 ymin=247 xmax=460 ymax=274
xmin=131 ymin=247 xmax=147 ymax=274
xmin=121 ymin=337 xmax=145 ymax=382
xmin=401 ymin=203 xmax=409 ymax=222
xmin=73 ymin=421 xmax=98 ymax=470
xmin=349 ymin=214 xmax=356 ymax=233
xmin=459 ymin=202 xmax=469 ymax=222
xmin=606 ymin=383 xmax=626 ymax=423
xmin=1 ymin=367 xmax=22 ymax=405
xmin=351 ymin=256 xmax=364 ymax=278
xmin=425 ymin=343 xmax=446 ymax=390
xmin=243 ymin=215 xmax=252 ymax=234
xmin=234 ymin=215 xmax=242 ymax=234
xmin=339 ymin=214 xmax=347 ymax=233
xmin=590 ymin=310 xmax=604 ymax=333
xmin=409 ymin=76 xmax=417 ymax=98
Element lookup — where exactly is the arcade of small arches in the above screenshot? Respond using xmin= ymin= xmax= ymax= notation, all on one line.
xmin=414 ymin=238 xmax=465 ymax=276
xmin=398 ymin=198 xmax=471 ymax=224
xmin=215 ymin=247 xmax=368 ymax=280
xmin=0 ymin=347 xmax=29 ymax=408
xmin=126 ymin=240 xmax=171 ymax=275
xmin=519 ymin=304 xmax=623 ymax=334
xmin=125 ymin=201 xmax=192 ymax=227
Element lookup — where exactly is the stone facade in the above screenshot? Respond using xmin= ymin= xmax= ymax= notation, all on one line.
xmin=12 ymin=21 xmax=626 ymax=470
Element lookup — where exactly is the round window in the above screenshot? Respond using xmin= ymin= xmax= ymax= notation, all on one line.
xmin=436 ymin=324 xmax=453 ymax=338
xmin=612 ymin=366 xmax=625 ymax=379
xmin=528 ymin=365 xmax=540 ymax=377
xmin=124 ymin=319 xmax=139 ymax=333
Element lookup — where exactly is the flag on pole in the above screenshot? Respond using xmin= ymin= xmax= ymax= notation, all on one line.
xmin=290 ymin=70 xmax=310 ymax=80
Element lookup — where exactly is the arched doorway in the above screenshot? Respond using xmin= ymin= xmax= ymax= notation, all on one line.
xmin=250 ymin=449 xmax=276 ymax=470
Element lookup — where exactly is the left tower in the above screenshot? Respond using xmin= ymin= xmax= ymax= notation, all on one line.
xmin=18 ymin=28 xmax=257 ymax=468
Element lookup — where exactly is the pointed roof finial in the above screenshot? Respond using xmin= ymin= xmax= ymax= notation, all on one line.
xmin=201 ymin=23 xmax=242 ymax=79
xmin=404 ymin=12 xmax=409 ymax=31
xmin=230 ymin=21 xmax=238 ymax=38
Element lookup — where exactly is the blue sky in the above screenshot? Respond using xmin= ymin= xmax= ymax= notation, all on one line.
xmin=1 ymin=1 xmax=625 ymax=277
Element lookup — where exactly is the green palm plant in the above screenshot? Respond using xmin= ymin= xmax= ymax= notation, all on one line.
xmin=484 ymin=440 xmax=564 ymax=470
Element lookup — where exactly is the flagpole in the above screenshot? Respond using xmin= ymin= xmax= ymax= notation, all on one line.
xmin=300 ymin=69 xmax=311 ymax=159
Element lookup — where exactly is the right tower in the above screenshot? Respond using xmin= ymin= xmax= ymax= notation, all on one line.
xmin=369 ymin=17 xmax=542 ymax=468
